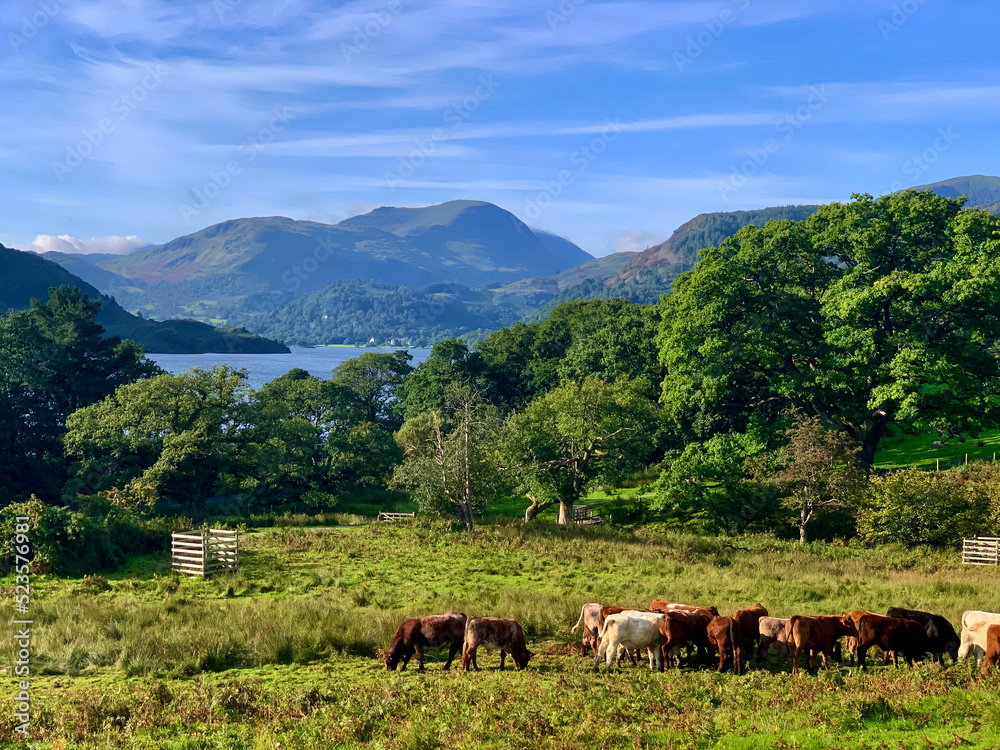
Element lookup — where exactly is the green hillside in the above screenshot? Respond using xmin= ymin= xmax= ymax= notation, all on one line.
xmin=537 ymin=205 xmax=821 ymax=311
xmin=913 ymin=174 xmax=1000 ymax=208
xmin=97 ymin=202 xmax=592 ymax=321
xmin=233 ymin=280 xmax=524 ymax=346
xmin=0 ymin=245 xmax=288 ymax=353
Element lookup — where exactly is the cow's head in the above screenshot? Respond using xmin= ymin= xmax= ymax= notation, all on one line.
xmin=514 ymin=649 xmax=534 ymax=670
xmin=945 ymin=640 xmax=960 ymax=662
xmin=384 ymin=639 xmax=408 ymax=671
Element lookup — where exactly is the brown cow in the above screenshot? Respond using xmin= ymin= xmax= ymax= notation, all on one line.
xmin=732 ymin=603 xmax=768 ymax=664
xmin=462 ymin=617 xmax=532 ymax=672
xmin=385 ymin=613 xmax=467 ymax=671
xmin=843 ymin=609 xmax=877 ymax=666
xmin=706 ymin=616 xmax=743 ymax=674
xmin=856 ymin=614 xmax=929 ymax=668
xmin=785 ymin=615 xmax=856 ymax=674
xmin=659 ymin=610 xmax=715 ymax=669
xmin=571 ymin=603 xmax=602 ymax=656
xmin=982 ymin=624 xmax=1000 ymax=673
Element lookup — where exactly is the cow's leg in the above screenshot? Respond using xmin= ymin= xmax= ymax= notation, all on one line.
xmin=415 ymin=643 xmax=425 ymax=671
xmin=717 ymin=644 xmax=726 ymax=673
xmin=400 ymin=651 xmax=411 ymax=671
xmin=819 ymin=648 xmax=830 ymax=671
xmin=791 ymin=646 xmax=799 ymax=675
xmin=500 ymin=650 xmax=507 ymax=671
xmin=857 ymin=642 xmax=871 ymax=669
xmin=443 ymin=639 xmax=458 ymax=670
xmin=461 ymin=643 xmax=471 ymax=672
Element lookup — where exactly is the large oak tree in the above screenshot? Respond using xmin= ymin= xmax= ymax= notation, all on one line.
xmin=658 ymin=191 xmax=1000 ymax=465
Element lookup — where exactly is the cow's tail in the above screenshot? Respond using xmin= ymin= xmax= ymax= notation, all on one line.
xmin=784 ymin=616 xmax=797 ymax=646
xmin=729 ymin=617 xmax=743 ymax=674
xmin=571 ymin=606 xmax=586 ymax=634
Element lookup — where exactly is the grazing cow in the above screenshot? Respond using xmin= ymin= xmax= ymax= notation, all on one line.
xmin=886 ymin=607 xmax=960 ymax=664
xmin=706 ymin=616 xmax=743 ymax=674
xmin=958 ymin=611 xmax=1000 ymax=662
xmin=650 ymin=599 xmax=721 ymax=617
xmin=659 ymin=610 xmax=715 ymax=669
xmin=785 ymin=615 xmax=856 ymax=674
xmin=756 ymin=616 xmax=789 ymax=667
xmin=856 ymin=614 xmax=929 ymax=668
xmin=571 ymin=603 xmax=602 ymax=656
xmin=596 ymin=606 xmax=659 ymax=665
xmin=983 ymin=624 xmax=1000 ymax=673
xmin=843 ymin=610 xmax=879 ymax=666
xmin=596 ymin=612 xmax=665 ymax=671
xmin=385 ymin=613 xmax=467 ymax=671
xmin=732 ymin=603 xmax=768 ymax=664
xmin=461 ymin=617 xmax=532 ymax=672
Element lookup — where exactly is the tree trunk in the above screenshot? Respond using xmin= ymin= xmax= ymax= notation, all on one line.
xmin=799 ymin=499 xmax=810 ymax=545
xmin=462 ymin=500 xmax=474 ymax=533
xmin=558 ymin=501 xmax=574 ymax=526
xmin=524 ymin=495 xmax=556 ymax=523
xmin=857 ymin=411 xmax=890 ymax=468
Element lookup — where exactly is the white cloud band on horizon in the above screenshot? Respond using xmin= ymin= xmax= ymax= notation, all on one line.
xmin=30 ymin=234 xmax=151 ymax=256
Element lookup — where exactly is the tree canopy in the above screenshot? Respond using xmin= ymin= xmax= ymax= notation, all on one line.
xmin=658 ymin=191 xmax=1000 ymax=465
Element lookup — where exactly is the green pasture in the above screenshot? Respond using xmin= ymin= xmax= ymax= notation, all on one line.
xmin=3 ymin=522 xmax=1000 ymax=747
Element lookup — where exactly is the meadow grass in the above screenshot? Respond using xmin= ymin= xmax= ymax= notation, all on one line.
xmin=3 ymin=522 xmax=1000 ymax=748
xmin=875 ymin=428 xmax=1000 ymax=470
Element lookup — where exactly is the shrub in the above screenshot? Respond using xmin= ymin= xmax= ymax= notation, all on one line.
xmin=0 ymin=496 xmax=189 ymax=575
xmin=857 ymin=467 xmax=991 ymax=547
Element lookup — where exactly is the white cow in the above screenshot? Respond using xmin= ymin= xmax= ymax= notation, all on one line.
xmin=595 ymin=612 xmax=664 ymax=671
xmin=958 ymin=610 xmax=1000 ymax=662
xmin=756 ymin=616 xmax=790 ymax=667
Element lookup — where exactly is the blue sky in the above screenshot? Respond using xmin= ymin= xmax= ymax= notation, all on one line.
xmin=2 ymin=0 xmax=998 ymax=258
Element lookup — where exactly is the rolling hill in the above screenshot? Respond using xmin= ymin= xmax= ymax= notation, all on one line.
xmin=97 ymin=201 xmax=592 ymax=320
xmin=914 ymin=174 xmax=1000 ymax=209
xmin=541 ymin=205 xmax=822 ymax=309
xmin=0 ymin=245 xmax=288 ymax=353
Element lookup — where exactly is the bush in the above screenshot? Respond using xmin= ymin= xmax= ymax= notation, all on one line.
xmin=857 ymin=467 xmax=992 ymax=547
xmin=0 ymin=496 xmax=189 ymax=575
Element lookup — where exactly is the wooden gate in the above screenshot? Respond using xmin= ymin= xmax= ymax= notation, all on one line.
xmin=171 ymin=529 xmax=240 ymax=577
xmin=962 ymin=537 xmax=1000 ymax=566
xmin=573 ymin=505 xmax=603 ymax=526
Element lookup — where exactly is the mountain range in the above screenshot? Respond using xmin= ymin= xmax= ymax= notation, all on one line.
xmin=26 ymin=175 xmax=1000 ymax=348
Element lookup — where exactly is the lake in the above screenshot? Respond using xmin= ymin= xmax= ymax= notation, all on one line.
xmin=149 ymin=346 xmax=431 ymax=389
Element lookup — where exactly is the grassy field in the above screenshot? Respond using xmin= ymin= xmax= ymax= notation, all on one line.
xmin=3 ymin=522 xmax=1000 ymax=748
xmin=874 ymin=429 xmax=1000 ymax=471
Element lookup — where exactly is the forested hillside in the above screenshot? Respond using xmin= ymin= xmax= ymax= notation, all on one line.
xmin=0 ymin=245 xmax=288 ymax=353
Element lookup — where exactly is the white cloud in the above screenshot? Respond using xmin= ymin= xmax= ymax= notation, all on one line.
xmin=613 ymin=227 xmax=662 ymax=254
xmin=30 ymin=234 xmax=150 ymax=255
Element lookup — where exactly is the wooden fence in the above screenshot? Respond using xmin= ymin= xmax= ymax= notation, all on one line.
xmin=573 ymin=505 xmax=603 ymax=526
xmin=377 ymin=512 xmax=416 ymax=522
xmin=962 ymin=537 xmax=1000 ymax=566
xmin=171 ymin=529 xmax=240 ymax=577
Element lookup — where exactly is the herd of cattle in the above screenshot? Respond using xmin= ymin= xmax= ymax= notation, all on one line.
xmin=384 ymin=602 xmax=1000 ymax=674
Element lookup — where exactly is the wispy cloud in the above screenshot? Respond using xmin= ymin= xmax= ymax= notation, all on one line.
xmin=30 ymin=233 xmax=150 ymax=255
